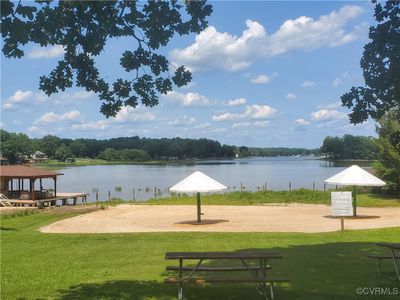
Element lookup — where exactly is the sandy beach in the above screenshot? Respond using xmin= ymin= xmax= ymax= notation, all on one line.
xmin=40 ymin=204 xmax=400 ymax=233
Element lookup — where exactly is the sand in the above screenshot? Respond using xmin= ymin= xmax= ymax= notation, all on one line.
xmin=39 ymin=204 xmax=400 ymax=233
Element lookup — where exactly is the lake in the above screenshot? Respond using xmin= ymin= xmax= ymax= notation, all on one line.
xmin=55 ymin=157 xmax=372 ymax=202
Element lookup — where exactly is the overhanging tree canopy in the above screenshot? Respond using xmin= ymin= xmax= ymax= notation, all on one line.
xmin=1 ymin=0 xmax=212 ymax=117
xmin=341 ymin=0 xmax=400 ymax=124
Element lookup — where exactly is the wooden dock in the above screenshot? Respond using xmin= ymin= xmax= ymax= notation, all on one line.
xmin=7 ymin=192 xmax=89 ymax=207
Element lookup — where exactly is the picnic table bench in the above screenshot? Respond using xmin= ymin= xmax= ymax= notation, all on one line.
xmin=165 ymin=250 xmax=289 ymax=300
xmin=367 ymin=242 xmax=400 ymax=281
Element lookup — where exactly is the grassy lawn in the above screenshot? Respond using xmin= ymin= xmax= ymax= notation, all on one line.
xmin=1 ymin=209 xmax=399 ymax=300
xmin=146 ymin=189 xmax=400 ymax=207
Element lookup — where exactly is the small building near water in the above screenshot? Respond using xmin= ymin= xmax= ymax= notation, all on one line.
xmin=0 ymin=165 xmax=88 ymax=207
xmin=0 ymin=165 xmax=62 ymax=200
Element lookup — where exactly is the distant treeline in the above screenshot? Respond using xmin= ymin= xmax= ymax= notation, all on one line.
xmin=321 ymin=134 xmax=378 ymax=160
xmin=0 ymin=130 xmax=377 ymax=164
xmin=0 ymin=130 xmax=236 ymax=162
xmin=247 ymin=147 xmax=319 ymax=157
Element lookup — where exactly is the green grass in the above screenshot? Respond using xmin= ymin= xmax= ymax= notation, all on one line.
xmin=1 ymin=210 xmax=399 ymax=300
xmin=147 ymin=189 xmax=400 ymax=207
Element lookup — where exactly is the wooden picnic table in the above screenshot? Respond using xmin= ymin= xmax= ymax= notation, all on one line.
xmin=376 ymin=242 xmax=400 ymax=281
xmin=165 ymin=250 xmax=288 ymax=300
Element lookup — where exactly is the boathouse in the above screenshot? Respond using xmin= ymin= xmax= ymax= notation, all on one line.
xmin=0 ymin=165 xmax=87 ymax=206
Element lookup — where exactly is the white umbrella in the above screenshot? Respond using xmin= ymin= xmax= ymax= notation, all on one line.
xmin=324 ymin=165 xmax=386 ymax=216
xmin=170 ymin=171 xmax=227 ymax=223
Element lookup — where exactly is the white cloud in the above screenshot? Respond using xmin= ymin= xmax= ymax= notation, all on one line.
xmin=251 ymin=74 xmax=272 ymax=84
xmin=113 ymin=106 xmax=155 ymax=122
xmin=232 ymin=122 xmax=251 ymax=129
xmin=0 ymin=122 xmax=5 ymax=129
xmin=8 ymin=90 xmax=33 ymax=102
xmin=310 ymin=109 xmax=347 ymax=121
xmin=295 ymin=118 xmax=310 ymax=126
xmin=63 ymin=110 xmax=81 ymax=121
xmin=254 ymin=120 xmax=269 ymax=127
xmin=244 ymin=105 xmax=276 ymax=119
xmin=53 ymin=91 xmax=94 ymax=105
xmin=170 ymin=5 xmax=364 ymax=72
xmin=36 ymin=112 xmax=60 ymax=123
xmin=71 ymin=120 xmax=108 ymax=131
xmin=301 ymin=80 xmax=316 ymax=88
xmin=28 ymin=126 xmax=40 ymax=133
xmin=28 ymin=45 xmax=65 ymax=59
xmin=333 ymin=78 xmax=342 ymax=87
xmin=36 ymin=110 xmax=81 ymax=124
xmin=2 ymin=90 xmax=34 ymax=109
xmin=318 ymin=101 xmax=342 ymax=110
xmin=212 ymin=112 xmax=238 ymax=122
xmin=170 ymin=20 xmax=263 ymax=72
xmin=332 ymin=71 xmax=351 ymax=87
xmin=193 ymin=122 xmax=211 ymax=130
xmin=169 ymin=115 xmax=197 ymax=126
xmin=164 ymin=91 xmax=210 ymax=106
xmin=286 ymin=93 xmax=297 ymax=100
xmin=213 ymin=104 xmax=276 ymax=122
xmin=267 ymin=5 xmax=363 ymax=54
xmin=211 ymin=128 xmax=228 ymax=134
xmin=2 ymin=103 xmax=13 ymax=110
xmin=2 ymin=89 xmax=93 ymax=110
xmin=232 ymin=120 xmax=269 ymax=129
xmin=228 ymin=98 xmax=247 ymax=106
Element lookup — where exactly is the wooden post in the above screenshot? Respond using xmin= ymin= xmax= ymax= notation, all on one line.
xmin=352 ymin=186 xmax=357 ymax=217
xmin=54 ymin=176 xmax=57 ymax=197
xmin=341 ymin=217 xmax=344 ymax=231
xmin=289 ymin=182 xmax=292 ymax=192
xmin=96 ymin=192 xmax=99 ymax=206
xmin=313 ymin=182 xmax=315 ymax=191
xmin=30 ymin=179 xmax=35 ymax=201
xmin=132 ymin=188 xmax=135 ymax=203
xmin=324 ymin=183 xmax=326 ymax=192
xmin=154 ymin=186 xmax=157 ymax=199
xmin=240 ymin=182 xmax=243 ymax=192
xmin=196 ymin=192 xmax=201 ymax=223
xmin=108 ymin=190 xmax=111 ymax=206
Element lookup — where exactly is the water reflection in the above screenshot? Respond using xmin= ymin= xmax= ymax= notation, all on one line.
xmin=56 ymin=157 xmax=374 ymax=202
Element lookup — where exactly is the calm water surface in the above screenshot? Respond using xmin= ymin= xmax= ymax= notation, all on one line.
xmin=55 ymin=157 xmax=372 ymax=202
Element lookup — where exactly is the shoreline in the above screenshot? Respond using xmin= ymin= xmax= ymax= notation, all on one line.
xmin=32 ymin=156 xmax=375 ymax=168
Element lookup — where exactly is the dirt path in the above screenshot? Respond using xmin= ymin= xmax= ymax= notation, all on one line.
xmin=39 ymin=204 xmax=400 ymax=233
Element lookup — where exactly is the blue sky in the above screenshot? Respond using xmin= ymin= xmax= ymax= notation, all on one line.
xmin=1 ymin=1 xmax=378 ymax=148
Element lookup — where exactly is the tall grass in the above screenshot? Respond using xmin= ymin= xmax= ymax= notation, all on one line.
xmin=147 ymin=189 xmax=400 ymax=207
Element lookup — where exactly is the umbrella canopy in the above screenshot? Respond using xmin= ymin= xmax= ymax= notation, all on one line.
xmin=324 ymin=165 xmax=385 ymax=217
xmin=170 ymin=171 xmax=227 ymax=193
xmin=170 ymin=171 xmax=227 ymax=223
xmin=324 ymin=165 xmax=386 ymax=186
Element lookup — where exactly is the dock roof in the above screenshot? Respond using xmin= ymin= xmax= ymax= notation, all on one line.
xmin=0 ymin=165 xmax=63 ymax=179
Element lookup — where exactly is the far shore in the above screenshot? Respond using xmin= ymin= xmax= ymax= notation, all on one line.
xmin=32 ymin=156 xmax=375 ymax=168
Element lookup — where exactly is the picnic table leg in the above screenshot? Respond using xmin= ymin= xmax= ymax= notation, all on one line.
xmin=259 ymin=258 xmax=269 ymax=300
xmin=390 ymin=249 xmax=400 ymax=281
xmin=178 ymin=259 xmax=183 ymax=300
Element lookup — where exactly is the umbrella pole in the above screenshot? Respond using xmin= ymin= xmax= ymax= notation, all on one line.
xmin=352 ymin=186 xmax=357 ymax=217
xmin=197 ymin=192 xmax=201 ymax=223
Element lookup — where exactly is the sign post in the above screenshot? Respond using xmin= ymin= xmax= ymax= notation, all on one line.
xmin=331 ymin=191 xmax=353 ymax=231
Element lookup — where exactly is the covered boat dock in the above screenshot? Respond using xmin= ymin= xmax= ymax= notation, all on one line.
xmin=0 ymin=165 xmax=88 ymax=207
